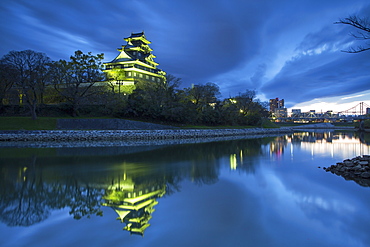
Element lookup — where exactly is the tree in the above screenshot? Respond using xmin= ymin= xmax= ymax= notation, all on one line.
xmin=182 ymin=82 xmax=221 ymax=124
xmin=125 ymin=74 xmax=186 ymax=122
xmin=184 ymin=82 xmax=220 ymax=107
xmin=50 ymin=50 xmax=105 ymax=116
xmin=336 ymin=15 xmax=370 ymax=53
xmin=0 ymin=60 xmax=18 ymax=107
xmin=222 ymin=90 xmax=269 ymax=126
xmin=1 ymin=50 xmax=51 ymax=119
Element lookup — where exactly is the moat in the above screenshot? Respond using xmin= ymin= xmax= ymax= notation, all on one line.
xmin=1 ymin=131 xmax=370 ymax=247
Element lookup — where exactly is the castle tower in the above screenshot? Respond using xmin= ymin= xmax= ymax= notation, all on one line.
xmin=103 ymin=32 xmax=166 ymax=93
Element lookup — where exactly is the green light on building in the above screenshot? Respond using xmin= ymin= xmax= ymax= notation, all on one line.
xmin=103 ymin=32 xmax=166 ymax=94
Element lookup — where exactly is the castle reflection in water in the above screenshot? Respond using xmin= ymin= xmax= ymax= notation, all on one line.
xmin=0 ymin=131 xmax=369 ymax=235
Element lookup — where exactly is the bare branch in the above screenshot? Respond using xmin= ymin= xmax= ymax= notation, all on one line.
xmin=335 ymin=15 xmax=370 ymax=53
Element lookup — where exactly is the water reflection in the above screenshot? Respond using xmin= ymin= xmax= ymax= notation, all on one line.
xmin=0 ymin=138 xmax=269 ymax=235
xmin=0 ymin=131 xmax=369 ymax=238
xmin=269 ymin=131 xmax=370 ymax=159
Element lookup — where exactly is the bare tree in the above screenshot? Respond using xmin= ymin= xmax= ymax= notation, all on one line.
xmin=0 ymin=60 xmax=18 ymax=107
xmin=1 ymin=50 xmax=51 ymax=119
xmin=335 ymin=15 xmax=370 ymax=53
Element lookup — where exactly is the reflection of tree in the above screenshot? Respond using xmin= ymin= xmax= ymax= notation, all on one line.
xmin=0 ymin=156 xmax=50 ymax=226
xmin=0 ymin=157 xmax=104 ymax=227
xmin=0 ymin=137 xmax=270 ymax=231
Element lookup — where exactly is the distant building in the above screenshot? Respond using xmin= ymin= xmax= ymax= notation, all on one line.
xmin=367 ymin=108 xmax=370 ymax=115
xmin=269 ymin=98 xmax=284 ymax=112
xmin=275 ymin=108 xmax=287 ymax=118
xmin=103 ymin=32 xmax=166 ymax=93
xmin=292 ymin=109 xmax=301 ymax=114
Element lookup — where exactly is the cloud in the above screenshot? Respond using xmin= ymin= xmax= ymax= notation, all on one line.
xmin=261 ymin=22 xmax=370 ymax=106
xmin=0 ymin=0 xmax=369 ymax=107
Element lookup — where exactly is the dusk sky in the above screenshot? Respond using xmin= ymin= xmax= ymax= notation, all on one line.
xmin=1 ymin=0 xmax=369 ymax=112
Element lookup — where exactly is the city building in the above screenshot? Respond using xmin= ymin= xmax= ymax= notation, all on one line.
xmin=269 ymin=98 xmax=287 ymax=119
xmin=269 ymin=98 xmax=284 ymax=112
xmin=275 ymin=108 xmax=288 ymax=118
xmin=103 ymin=32 xmax=166 ymax=93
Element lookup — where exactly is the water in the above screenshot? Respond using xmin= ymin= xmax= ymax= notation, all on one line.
xmin=1 ymin=131 xmax=370 ymax=247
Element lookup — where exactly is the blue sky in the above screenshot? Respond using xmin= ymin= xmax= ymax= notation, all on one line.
xmin=1 ymin=0 xmax=369 ymax=112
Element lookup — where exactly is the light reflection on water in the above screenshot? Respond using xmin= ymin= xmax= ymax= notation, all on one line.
xmin=0 ymin=131 xmax=370 ymax=247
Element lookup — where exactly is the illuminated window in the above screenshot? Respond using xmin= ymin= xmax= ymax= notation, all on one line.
xmin=146 ymin=75 xmax=149 ymax=79
xmin=139 ymin=73 xmax=143 ymax=78
xmin=128 ymin=72 xmax=132 ymax=77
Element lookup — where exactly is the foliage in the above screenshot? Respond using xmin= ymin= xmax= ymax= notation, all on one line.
xmin=49 ymin=50 xmax=105 ymax=116
xmin=0 ymin=49 xmax=270 ymax=126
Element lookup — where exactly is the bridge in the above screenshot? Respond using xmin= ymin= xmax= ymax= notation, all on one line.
xmin=271 ymin=102 xmax=370 ymax=122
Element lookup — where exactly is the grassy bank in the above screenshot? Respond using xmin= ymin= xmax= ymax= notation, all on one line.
xmin=0 ymin=117 xmax=58 ymax=130
xmin=0 ymin=117 xmax=279 ymax=131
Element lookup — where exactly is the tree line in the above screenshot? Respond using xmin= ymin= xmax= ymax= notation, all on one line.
xmin=0 ymin=49 xmax=269 ymax=125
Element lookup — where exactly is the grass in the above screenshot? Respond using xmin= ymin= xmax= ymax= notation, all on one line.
xmin=0 ymin=116 xmax=280 ymax=130
xmin=0 ymin=117 xmax=58 ymax=130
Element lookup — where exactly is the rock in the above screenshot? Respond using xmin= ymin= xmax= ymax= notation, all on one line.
xmin=361 ymin=172 xmax=370 ymax=178
xmin=354 ymin=165 xmax=363 ymax=170
xmin=344 ymin=161 xmax=355 ymax=167
xmin=325 ymin=155 xmax=370 ymax=186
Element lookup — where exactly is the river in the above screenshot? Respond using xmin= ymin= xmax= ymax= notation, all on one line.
xmin=1 ymin=131 xmax=370 ymax=247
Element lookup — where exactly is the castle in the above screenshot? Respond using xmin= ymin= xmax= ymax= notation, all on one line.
xmin=103 ymin=32 xmax=166 ymax=93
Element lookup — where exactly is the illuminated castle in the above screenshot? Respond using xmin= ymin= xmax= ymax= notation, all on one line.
xmin=102 ymin=176 xmax=166 ymax=235
xmin=103 ymin=32 xmax=166 ymax=93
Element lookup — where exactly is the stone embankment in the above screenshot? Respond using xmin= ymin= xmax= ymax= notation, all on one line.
xmin=323 ymin=155 xmax=370 ymax=187
xmin=0 ymin=128 xmax=292 ymax=143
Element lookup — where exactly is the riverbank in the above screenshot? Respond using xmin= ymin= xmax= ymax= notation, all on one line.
xmin=1 ymin=122 xmax=360 ymax=148
xmin=0 ymin=128 xmax=292 ymax=142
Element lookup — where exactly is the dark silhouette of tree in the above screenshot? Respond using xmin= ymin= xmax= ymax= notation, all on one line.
xmin=0 ymin=60 xmax=18 ymax=107
xmin=1 ymin=50 xmax=51 ymax=119
xmin=49 ymin=50 xmax=104 ymax=116
xmin=184 ymin=82 xmax=220 ymax=108
xmin=336 ymin=15 xmax=370 ymax=53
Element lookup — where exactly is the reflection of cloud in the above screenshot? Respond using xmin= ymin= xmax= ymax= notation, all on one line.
xmin=295 ymin=194 xmax=355 ymax=216
xmin=261 ymin=172 xmax=358 ymax=242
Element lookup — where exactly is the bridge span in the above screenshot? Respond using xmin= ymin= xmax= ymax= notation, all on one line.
xmin=271 ymin=102 xmax=370 ymax=122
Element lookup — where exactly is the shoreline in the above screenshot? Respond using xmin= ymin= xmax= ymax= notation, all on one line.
xmin=0 ymin=123 xmax=358 ymax=148
xmin=0 ymin=128 xmax=293 ymax=148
